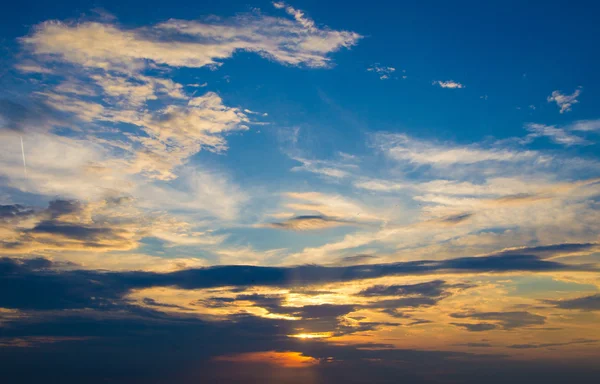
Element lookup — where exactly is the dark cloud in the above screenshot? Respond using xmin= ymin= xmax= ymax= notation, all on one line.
xmin=492 ymin=243 xmax=599 ymax=259
xmin=0 ymin=252 xmax=586 ymax=312
xmin=336 ymin=254 xmax=379 ymax=265
xmin=508 ymin=339 xmax=598 ymax=349
xmin=266 ymin=215 xmax=355 ymax=230
xmin=142 ymin=298 xmax=187 ymax=309
xmin=0 ymin=256 xmax=599 ymax=382
xmin=456 ymin=342 xmax=493 ymax=348
xmin=46 ymin=199 xmax=84 ymax=218
xmin=29 ymin=221 xmax=123 ymax=242
xmin=0 ymin=308 xmax=521 ymax=384
xmin=357 ymin=280 xmax=473 ymax=316
xmin=358 ymin=280 xmax=471 ymax=297
xmin=367 ymin=296 xmax=439 ymax=309
xmin=380 ymin=309 xmax=412 ymax=319
xmin=193 ymin=297 xmax=237 ymax=308
xmin=439 ymin=212 xmax=473 ymax=224
xmin=0 ymin=204 xmax=36 ymax=221
xmin=450 ymin=311 xmax=546 ymax=330
xmin=544 ymin=294 xmax=600 ymax=311
xmin=1 ymin=199 xmax=138 ymax=252
xmin=406 ymin=319 xmax=432 ymax=326
xmin=451 ymin=323 xmax=498 ymax=332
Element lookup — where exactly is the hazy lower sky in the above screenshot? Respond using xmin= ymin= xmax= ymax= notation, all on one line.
xmin=1 ymin=1 xmax=599 ymax=382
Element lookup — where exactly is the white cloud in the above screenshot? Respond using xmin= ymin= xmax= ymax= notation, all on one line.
xmin=354 ymin=179 xmax=406 ymax=192
xmin=375 ymin=133 xmax=536 ymax=166
xmin=523 ymin=119 xmax=600 ymax=146
xmin=283 ymin=191 xmax=380 ymax=222
xmin=547 ymin=88 xmax=581 ymax=113
xmin=433 ymin=80 xmax=464 ymax=89
xmin=291 ymin=157 xmax=350 ymax=179
xmin=525 ymin=123 xmax=589 ymax=146
xmin=569 ymin=119 xmax=600 ymax=132
xmin=367 ymin=64 xmax=396 ymax=80
xmin=22 ymin=4 xmax=360 ymax=72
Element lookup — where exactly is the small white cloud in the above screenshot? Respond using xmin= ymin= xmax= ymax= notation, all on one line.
xmin=547 ymin=87 xmax=582 ymax=113
xmin=368 ymin=64 xmax=396 ymax=80
xmin=433 ymin=80 xmax=464 ymax=89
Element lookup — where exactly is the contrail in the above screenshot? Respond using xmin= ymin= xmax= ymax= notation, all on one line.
xmin=20 ymin=136 xmax=27 ymax=175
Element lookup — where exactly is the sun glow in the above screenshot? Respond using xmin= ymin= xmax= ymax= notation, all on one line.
xmin=214 ymin=351 xmax=319 ymax=368
xmin=290 ymin=332 xmax=334 ymax=339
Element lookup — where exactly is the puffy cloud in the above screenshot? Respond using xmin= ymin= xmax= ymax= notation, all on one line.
xmin=548 ymin=87 xmax=582 ymax=113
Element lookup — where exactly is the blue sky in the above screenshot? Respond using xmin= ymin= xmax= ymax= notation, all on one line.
xmin=1 ymin=1 xmax=600 ymax=382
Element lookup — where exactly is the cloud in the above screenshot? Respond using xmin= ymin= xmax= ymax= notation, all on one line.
xmin=490 ymin=242 xmax=600 ymax=259
xmin=8 ymin=2 xmax=361 ymax=208
xmin=522 ymin=119 xmax=600 ymax=147
xmin=281 ymin=191 xmax=380 ymax=222
xmin=450 ymin=311 xmax=546 ymax=330
xmin=508 ymin=339 xmax=597 ymax=349
xmin=0 ymin=199 xmax=140 ymax=253
xmin=367 ymin=64 xmax=396 ymax=80
xmin=358 ymin=280 xmax=470 ymax=298
xmin=290 ymin=156 xmax=358 ymax=179
xmin=266 ymin=215 xmax=355 ymax=230
xmin=0 ymin=252 xmax=583 ymax=312
xmin=0 ymin=336 xmax=91 ymax=348
xmin=22 ymin=4 xmax=361 ymax=72
xmin=335 ymin=254 xmax=379 ymax=265
xmin=375 ymin=133 xmax=536 ymax=167
xmin=433 ymin=80 xmax=465 ymax=89
xmin=121 ymin=92 xmax=251 ymax=180
xmin=547 ymin=88 xmax=582 ymax=113
xmin=569 ymin=119 xmax=600 ymax=132
xmin=544 ymin=294 xmax=600 ymax=311
xmin=0 ymin=198 xmax=224 ymax=255
xmin=450 ymin=322 xmax=497 ymax=332
xmin=524 ymin=123 xmax=589 ymax=146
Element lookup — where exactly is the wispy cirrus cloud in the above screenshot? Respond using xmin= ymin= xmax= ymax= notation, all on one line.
xmin=22 ymin=4 xmax=360 ymax=72
xmin=523 ymin=119 xmax=600 ymax=146
xmin=524 ymin=123 xmax=590 ymax=146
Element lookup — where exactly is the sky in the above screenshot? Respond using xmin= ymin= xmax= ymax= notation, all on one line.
xmin=1 ymin=0 xmax=600 ymax=382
